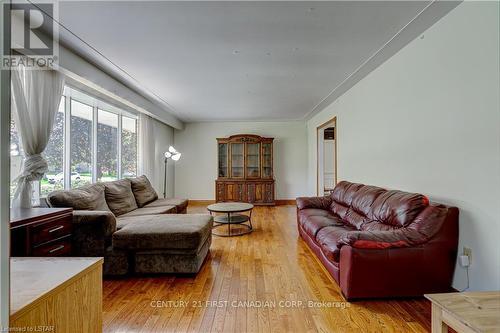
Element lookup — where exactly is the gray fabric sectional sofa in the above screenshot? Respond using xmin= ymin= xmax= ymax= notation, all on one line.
xmin=46 ymin=175 xmax=213 ymax=275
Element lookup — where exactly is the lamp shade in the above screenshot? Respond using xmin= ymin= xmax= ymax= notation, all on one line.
xmin=164 ymin=146 xmax=181 ymax=161
xmin=171 ymin=152 xmax=181 ymax=161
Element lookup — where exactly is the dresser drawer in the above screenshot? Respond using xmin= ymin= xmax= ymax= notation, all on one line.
xmin=30 ymin=218 xmax=72 ymax=247
xmin=32 ymin=239 xmax=72 ymax=256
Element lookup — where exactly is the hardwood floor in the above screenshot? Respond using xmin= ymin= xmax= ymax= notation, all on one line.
xmin=102 ymin=205 xmax=432 ymax=332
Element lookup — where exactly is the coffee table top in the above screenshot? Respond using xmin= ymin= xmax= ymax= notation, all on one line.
xmin=425 ymin=291 xmax=500 ymax=332
xmin=207 ymin=202 xmax=254 ymax=213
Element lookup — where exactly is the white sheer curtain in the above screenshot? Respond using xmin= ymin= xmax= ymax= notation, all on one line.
xmin=11 ymin=64 xmax=65 ymax=208
xmin=138 ymin=113 xmax=155 ymax=181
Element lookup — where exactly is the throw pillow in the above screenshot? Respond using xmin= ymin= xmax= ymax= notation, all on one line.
xmin=129 ymin=175 xmax=158 ymax=207
xmin=104 ymin=179 xmax=138 ymax=216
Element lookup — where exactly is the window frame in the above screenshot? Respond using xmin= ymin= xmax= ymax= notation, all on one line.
xmin=48 ymin=86 xmax=139 ymax=194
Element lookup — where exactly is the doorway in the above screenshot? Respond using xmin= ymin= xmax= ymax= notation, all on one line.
xmin=317 ymin=117 xmax=337 ymax=196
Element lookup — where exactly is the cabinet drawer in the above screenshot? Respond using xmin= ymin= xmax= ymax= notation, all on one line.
xmin=32 ymin=239 xmax=72 ymax=256
xmin=31 ymin=218 xmax=72 ymax=246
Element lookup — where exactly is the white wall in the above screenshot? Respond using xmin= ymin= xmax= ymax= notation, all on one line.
xmin=58 ymin=44 xmax=183 ymax=130
xmin=306 ymin=2 xmax=500 ymax=291
xmin=174 ymin=121 xmax=308 ymax=200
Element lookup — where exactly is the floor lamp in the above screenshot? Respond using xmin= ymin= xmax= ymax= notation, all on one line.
xmin=163 ymin=146 xmax=181 ymax=199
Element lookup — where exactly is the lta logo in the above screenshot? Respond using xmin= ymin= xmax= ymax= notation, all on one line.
xmin=2 ymin=1 xmax=58 ymax=69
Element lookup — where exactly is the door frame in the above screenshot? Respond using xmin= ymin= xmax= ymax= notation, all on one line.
xmin=316 ymin=116 xmax=337 ymax=196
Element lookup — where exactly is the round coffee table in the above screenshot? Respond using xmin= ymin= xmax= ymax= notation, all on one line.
xmin=207 ymin=202 xmax=254 ymax=237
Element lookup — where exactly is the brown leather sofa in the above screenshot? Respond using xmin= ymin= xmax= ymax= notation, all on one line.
xmin=296 ymin=181 xmax=458 ymax=300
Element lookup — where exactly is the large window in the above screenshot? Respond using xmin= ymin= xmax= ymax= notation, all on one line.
xmin=121 ymin=116 xmax=137 ymax=178
xmin=9 ymin=86 xmax=139 ymax=203
xmin=97 ymin=109 xmax=118 ymax=182
xmin=70 ymin=99 xmax=93 ymax=187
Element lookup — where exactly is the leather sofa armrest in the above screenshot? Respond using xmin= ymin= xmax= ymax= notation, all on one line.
xmin=339 ymin=245 xmax=426 ymax=300
xmin=73 ymin=210 xmax=117 ymax=237
xmin=296 ymin=196 xmax=332 ymax=210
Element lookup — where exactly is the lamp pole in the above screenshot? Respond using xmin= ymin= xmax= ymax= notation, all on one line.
xmin=163 ymin=157 xmax=168 ymax=199
xmin=163 ymin=146 xmax=181 ymax=199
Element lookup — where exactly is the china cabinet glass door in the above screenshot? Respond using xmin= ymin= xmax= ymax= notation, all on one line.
xmin=230 ymin=143 xmax=244 ymax=178
xmin=246 ymin=143 xmax=260 ymax=178
xmin=218 ymin=143 xmax=228 ymax=177
xmin=262 ymin=143 xmax=272 ymax=178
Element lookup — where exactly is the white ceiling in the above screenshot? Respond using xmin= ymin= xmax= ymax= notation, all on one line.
xmin=58 ymin=1 xmax=438 ymax=122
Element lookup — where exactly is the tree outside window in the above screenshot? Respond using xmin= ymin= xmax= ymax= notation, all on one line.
xmin=97 ymin=109 xmax=118 ymax=182
xmin=121 ymin=116 xmax=137 ymax=178
xmin=70 ymin=99 xmax=93 ymax=187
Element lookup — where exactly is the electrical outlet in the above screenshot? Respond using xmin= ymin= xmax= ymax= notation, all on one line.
xmin=463 ymin=247 xmax=472 ymax=265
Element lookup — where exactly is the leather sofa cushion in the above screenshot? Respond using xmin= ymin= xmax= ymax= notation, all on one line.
xmin=298 ymin=209 xmax=344 ymax=238
xmin=330 ymin=181 xmax=363 ymax=219
xmin=344 ymin=185 xmax=385 ymax=229
xmin=129 ymin=175 xmax=158 ymax=207
xmin=316 ymin=225 xmax=354 ymax=263
xmin=47 ymin=183 xmax=110 ymax=211
xmin=361 ymin=221 xmax=398 ymax=232
xmin=370 ymin=190 xmax=429 ymax=227
xmin=350 ymin=185 xmax=386 ymax=217
xmin=104 ymin=179 xmax=138 ymax=216
xmin=113 ymin=214 xmax=213 ymax=251
xmin=145 ymin=198 xmax=188 ymax=213
xmin=296 ymin=196 xmax=332 ymax=211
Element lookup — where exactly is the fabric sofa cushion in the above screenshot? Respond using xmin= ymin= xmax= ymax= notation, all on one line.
xmin=145 ymin=198 xmax=188 ymax=213
xmin=115 ymin=216 xmax=139 ymax=230
xmin=119 ymin=205 xmax=177 ymax=218
xmin=112 ymin=214 xmax=213 ymax=251
xmin=104 ymin=179 xmax=138 ymax=216
xmin=47 ymin=183 xmax=110 ymax=211
xmin=129 ymin=175 xmax=158 ymax=207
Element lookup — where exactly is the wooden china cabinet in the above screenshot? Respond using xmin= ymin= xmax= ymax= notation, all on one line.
xmin=216 ymin=134 xmax=275 ymax=205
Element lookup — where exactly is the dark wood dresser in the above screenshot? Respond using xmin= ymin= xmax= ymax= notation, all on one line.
xmin=10 ymin=208 xmax=73 ymax=257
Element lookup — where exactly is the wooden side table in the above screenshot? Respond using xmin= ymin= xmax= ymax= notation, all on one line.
xmin=10 ymin=207 xmax=73 ymax=256
xmin=10 ymin=257 xmax=103 ymax=333
xmin=425 ymin=291 xmax=500 ymax=333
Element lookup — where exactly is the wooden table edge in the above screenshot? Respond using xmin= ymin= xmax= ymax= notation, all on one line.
xmin=425 ymin=293 xmax=494 ymax=333
xmin=10 ymin=257 xmax=104 ymax=320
